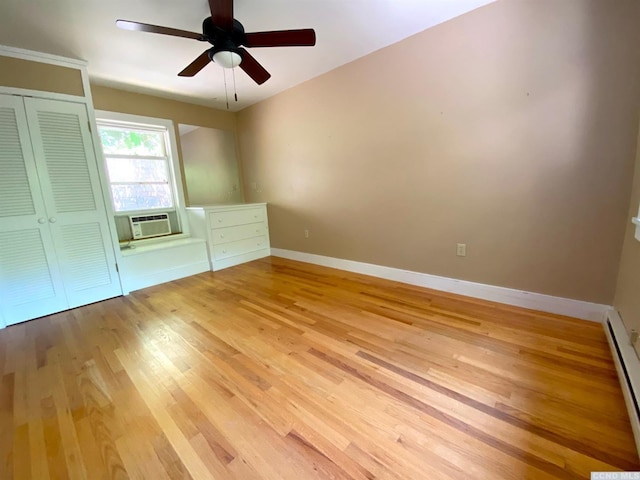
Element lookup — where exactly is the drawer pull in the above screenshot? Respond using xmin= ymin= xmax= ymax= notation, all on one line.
xmin=218 ymin=218 xmax=223 ymax=223
xmin=220 ymin=234 xmax=224 ymax=238
xmin=222 ymin=249 xmax=227 ymax=254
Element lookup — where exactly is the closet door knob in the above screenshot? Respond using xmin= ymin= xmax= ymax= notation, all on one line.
xmin=49 ymin=217 xmax=57 ymax=223
xmin=38 ymin=217 xmax=46 ymax=224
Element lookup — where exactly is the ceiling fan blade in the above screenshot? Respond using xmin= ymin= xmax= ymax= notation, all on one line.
xmin=178 ymin=50 xmax=212 ymax=77
xmin=209 ymin=0 xmax=234 ymax=31
xmin=116 ymin=20 xmax=205 ymax=41
xmin=244 ymin=29 xmax=316 ymax=48
xmin=239 ymin=49 xmax=271 ymax=85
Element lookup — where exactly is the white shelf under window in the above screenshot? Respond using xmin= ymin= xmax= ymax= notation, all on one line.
xmin=633 ymin=217 xmax=640 ymax=241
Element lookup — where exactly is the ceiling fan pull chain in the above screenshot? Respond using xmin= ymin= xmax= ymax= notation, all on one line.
xmin=223 ymin=67 xmax=230 ymax=110
xmin=232 ymin=63 xmax=238 ymax=102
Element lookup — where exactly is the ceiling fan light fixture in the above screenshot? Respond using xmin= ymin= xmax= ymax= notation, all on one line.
xmin=212 ymin=50 xmax=242 ymax=69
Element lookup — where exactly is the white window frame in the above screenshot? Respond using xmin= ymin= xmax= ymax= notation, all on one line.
xmin=95 ymin=110 xmax=190 ymax=240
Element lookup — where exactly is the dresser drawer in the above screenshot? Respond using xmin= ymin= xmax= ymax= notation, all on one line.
xmin=213 ymin=236 xmax=269 ymax=260
xmin=209 ymin=207 xmax=265 ymax=229
xmin=187 ymin=203 xmax=269 ymax=271
xmin=211 ymin=223 xmax=268 ymax=245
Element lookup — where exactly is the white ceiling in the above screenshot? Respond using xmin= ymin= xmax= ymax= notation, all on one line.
xmin=0 ymin=0 xmax=494 ymax=112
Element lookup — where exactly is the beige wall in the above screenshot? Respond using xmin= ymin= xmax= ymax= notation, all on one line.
xmin=180 ymin=126 xmax=243 ymax=205
xmin=237 ymin=0 xmax=640 ymax=304
xmin=614 ymin=130 xmax=640 ymax=335
xmin=90 ymin=84 xmax=239 ymax=203
xmin=0 ymin=55 xmax=84 ymax=96
xmin=90 ymin=85 xmax=236 ymax=132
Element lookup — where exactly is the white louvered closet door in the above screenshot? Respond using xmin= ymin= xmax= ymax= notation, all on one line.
xmin=24 ymin=97 xmax=122 ymax=310
xmin=0 ymin=94 xmax=68 ymax=326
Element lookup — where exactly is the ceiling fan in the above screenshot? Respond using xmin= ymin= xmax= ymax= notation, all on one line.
xmin=116 ymin=0 xmax=316 ymax=85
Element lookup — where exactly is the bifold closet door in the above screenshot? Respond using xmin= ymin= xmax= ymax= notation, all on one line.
xmin=0 ymin=94 xmax=68 ymax=326
xmin=24 ymin=97 xmax=122 ymax=309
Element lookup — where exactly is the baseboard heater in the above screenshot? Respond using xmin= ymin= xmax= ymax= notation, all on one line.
xmin=604 ymin=309 xmax=640 ymax=455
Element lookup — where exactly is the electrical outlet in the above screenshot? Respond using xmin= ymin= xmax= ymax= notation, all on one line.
xmin=456 ymin=243 xmax=466 ymax=257
xmin=304 ymin=229 xmax=310 ymax=238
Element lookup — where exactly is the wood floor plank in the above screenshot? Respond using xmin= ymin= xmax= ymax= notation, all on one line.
xmin=0 ymin=256 xmax=638 ymax=479
xmin=0 ymin=372 xmax=14 ymax=479
xmin=115 ymin=348 xmax=211 ymax=479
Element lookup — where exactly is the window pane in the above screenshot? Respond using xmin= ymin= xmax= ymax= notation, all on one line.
xmin=99 ymin=127 xmax=166 ymax=156
xmin=106 ymin=157 xmax=169 ymax=183
xmin=110 ymin=184 xmax=173 ymax=212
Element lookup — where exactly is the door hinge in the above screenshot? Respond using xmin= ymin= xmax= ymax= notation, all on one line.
xmin=115 ymin=263 xmax=119 ymax=273
xmin=88 ymin=121 xmax=92 ymax=133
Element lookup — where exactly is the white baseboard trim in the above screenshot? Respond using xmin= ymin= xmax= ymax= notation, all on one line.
xmin=604 ymin=309 xmax=640 ymax=456
xmin=213 ymin=248 xmax=271 ymax=271
xmin=123 ymin=260 xmax=210 ymax=293
xmin=270 ymin=248 xmax=609 ymax=322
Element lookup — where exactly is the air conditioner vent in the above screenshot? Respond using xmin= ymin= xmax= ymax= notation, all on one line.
xmin=129 ymin=212 xmax=171 ymax=240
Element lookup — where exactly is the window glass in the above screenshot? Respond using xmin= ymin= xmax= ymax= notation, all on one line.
xmin=106 ymin=158 xmax=169 ymax=183
xmin=110 ymin=184 xmax=173 ymax=211
xmin=97 ymin=123 xmax=175 ymax=213
xmin=99 ymin=127 xmax=166 ymax=156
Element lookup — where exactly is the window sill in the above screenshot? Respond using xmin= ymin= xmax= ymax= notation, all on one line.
xmin=120 ymin=232 xmax=189 ymax=248
xmin=120 ymin=236 xmax=205 ymax=256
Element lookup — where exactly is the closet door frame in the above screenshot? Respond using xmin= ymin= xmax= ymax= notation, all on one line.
xmin=0 ymin=46 xmax=124 ymax=328
xmin=0 ymin=94 xmax=69 ymax=326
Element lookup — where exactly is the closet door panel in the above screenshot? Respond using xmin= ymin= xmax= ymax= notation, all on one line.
xmin=0 ymin=94 xmax=68 ymax=326
xmin=58 ymin=223 xmax=113 ymax=292
xmin=24 ymin=98 xmax=122 ymax=308
xmin=33 ymin=109 xmax=97 ymax=213
xmin=0 ymin=104 xmax=36 ymax=218
xmin=0 ymin=229 xmax=68 ymax=324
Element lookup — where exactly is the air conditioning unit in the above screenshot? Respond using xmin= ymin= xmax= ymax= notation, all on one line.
xmin=129 ymin=213 xmax=172 ymax=240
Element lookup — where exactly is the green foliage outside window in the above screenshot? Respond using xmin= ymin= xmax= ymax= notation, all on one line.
xmin=99 ymin=127 xmax=165 ymax=157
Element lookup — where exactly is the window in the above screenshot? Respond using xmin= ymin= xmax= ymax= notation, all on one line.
xmin=98 ymin=122 xmax=174 ymax=212
xmin=94 ymin=111 xmax=190 ymax=242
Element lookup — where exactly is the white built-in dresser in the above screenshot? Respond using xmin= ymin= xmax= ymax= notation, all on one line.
xmin=186 ymin=203 xmax=270 ymax=271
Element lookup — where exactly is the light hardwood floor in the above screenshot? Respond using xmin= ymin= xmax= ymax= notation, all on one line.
xmin=0 ymin=256 xmax=638 ymax=479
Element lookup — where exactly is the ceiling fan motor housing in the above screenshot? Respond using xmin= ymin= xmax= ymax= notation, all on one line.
xmin=203 ymin=17 xmax=246 ymax=47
